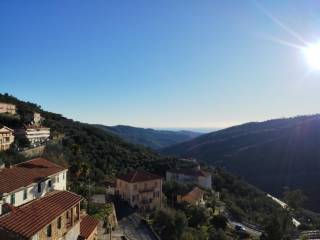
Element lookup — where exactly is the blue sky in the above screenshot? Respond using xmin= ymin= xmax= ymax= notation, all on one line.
xmin=1 ymin=1 xmax=320 ymax=129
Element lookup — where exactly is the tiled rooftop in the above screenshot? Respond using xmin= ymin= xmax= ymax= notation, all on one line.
xmin=0 ymin=191 xmax=81 ymax=238
xmin=0 ymin=158 xmax=67 ymax=194
xmin=79 ymin=215 xmax=99 ymax=240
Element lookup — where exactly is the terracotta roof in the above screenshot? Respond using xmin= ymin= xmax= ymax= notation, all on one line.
xmin=117 ymin=170 xmax=161 ymax=183
xmin=0 ymin=191 xmax=82 ymax=238
xmin=181 ymin=187 xmax=204 ymax=202
xmin=0 ymin=158 xmax=67 ymax=194
xmin=167 ymin=168 xmax=210 ymax=177
xmin=79 ymin=215 xmax=99 ymax=240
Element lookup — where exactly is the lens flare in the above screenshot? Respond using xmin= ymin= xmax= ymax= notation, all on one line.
xmin=302 ymin=42 xmax=320 ymax=71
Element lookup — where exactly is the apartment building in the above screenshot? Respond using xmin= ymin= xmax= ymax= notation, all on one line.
xmin=0 ymin=158 xmax=67 ymax=215
xmin=0 ymin=125 xmax=14 ymax=151
xmin=116 ymin=170 xmax=162 ymax=210
xmin=16 ymin=125 xmax=50 ymax=147
xmin=0 ymin=102 xmax=16 ymax=115
xmin=0 ymin=191 xmax=82 ymax=240
xmin=166 ymin=166 xmax=212 ymax=189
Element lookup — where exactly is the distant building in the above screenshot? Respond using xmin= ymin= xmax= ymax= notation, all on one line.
xmin=0 ymin=191 xmax=82 ymax=240
xmin=0 ymin=103 xmax=16 ymax=115
xmin=166 ymin=166 xmax=212 ymax=189
xmin=16 ymin=125 xmax=50 ymax=147
xmin=116 ymin=170 xmax=162 ymax=210
xmin=177 ymin=187 xmax=205 ymax=205
xmin=26 ymin=112 xmax=43 ymax=126
xmin=0 ymin=158 xmax=68 ymax=215
xmin=0 ymin=126 xmax=14 ymax=151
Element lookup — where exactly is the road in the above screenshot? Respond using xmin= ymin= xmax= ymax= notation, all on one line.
xmin=114 ymin=200 xmax=157 ymax=240
xmin=228 ymin=220 xmax=262 ymax=237
xmin=119 ymin=212 xmax=157 ymax=240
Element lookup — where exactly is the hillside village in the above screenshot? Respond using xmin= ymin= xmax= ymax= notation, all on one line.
xmin=1 ymin=96 xmax=320 ymax=240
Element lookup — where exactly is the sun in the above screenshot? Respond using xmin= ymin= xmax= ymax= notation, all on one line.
xmin=302 ymin=42 xmax=320 ymax=70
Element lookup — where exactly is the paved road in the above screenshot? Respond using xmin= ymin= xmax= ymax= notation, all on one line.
xmin=114 ymin=200 xmax=157 ymax=240
xmin=119 ymin=212 xmax=157 ymax=240
xmin=229 ymin=220 xmax=262 ymax=237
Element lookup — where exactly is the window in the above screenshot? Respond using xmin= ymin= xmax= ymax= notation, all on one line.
xmin=63 ymin=173 xmax=65 ymax=180
xmin=47 ymin=224 xmax=52 ymax=237
xmin=10 ymin=193 xmax=15 ymax=205
xmin=134 ymin=184 xmax=137 ymax=190
xmin=57 ymin=217 xmax=62 ymax=229
xmin=56 ymin=175 xmax=59 ymax=183
xmin=154 ymin=182 xmax=158 ymax=188
xmin=132 ymin=196 xmax=135 ymax=202
xmin=23 ymin=189 xmax=27 ymax=200
xmin=144 ymin=183 xmax=147 ymax=189
xmin=48 ymin=180 xmax=52 ymax=188
xmin=66 ymin=211 xmax=69 ymax=219
xmin=37 ymin=183 xmax=42 ymax=193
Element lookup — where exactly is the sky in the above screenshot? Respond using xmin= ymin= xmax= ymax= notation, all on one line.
xmin=1 ymin=0 xmax=320 ymax=129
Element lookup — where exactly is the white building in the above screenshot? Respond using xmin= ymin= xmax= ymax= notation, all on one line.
xmin=0 ymin=157 xmax=67 ymax=215
xmin=166 ymin=166 xmax=212 ymax=189
xmin=17 ymin=125 xmax=50 ymax=147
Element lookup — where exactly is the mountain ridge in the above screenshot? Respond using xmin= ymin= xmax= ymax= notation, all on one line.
xmin=95 ymin=124 xmax=203 ymax=150
xmin=161 ymin=114 xmax=320 ymax=212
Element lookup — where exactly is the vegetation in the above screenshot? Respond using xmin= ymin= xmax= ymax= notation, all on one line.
xmin=97 ymin=124 xmax=202 ymax=150
xmin=161 ymin=115 xmax=320 ymax=212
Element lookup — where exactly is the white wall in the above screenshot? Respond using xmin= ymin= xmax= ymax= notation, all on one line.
xmin=0 ymin=170 xmax=67 ymax=215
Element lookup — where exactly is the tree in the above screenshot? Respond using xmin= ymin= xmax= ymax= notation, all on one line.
xmin=283 ymin=189 xmax=307 ymax=210
xmin=153 ymin=208 xmax=188 ymax=240
xmin=263 ymin=210 xmax=292 ymax=240
xmin=187 ymin=206 xmax=210 ymax=228
xmin=210 ymin=214 xmax=228 ymax=230
xmin=209 ymin=228 xmax=227 ymax=240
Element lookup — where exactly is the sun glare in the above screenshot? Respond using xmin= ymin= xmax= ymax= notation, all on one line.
xmin=302 ymin=42 xmax=320 ymax=70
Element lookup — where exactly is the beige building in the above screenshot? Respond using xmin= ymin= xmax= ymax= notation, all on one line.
xmin=0 ymin=103 xmax=16 ymax=115
xmin=116 ymin=170 xmax=162 ymax=210
xmin=26 ymin=112 xmax=43 ymax=126
xmin=0 ymin=126 xmax=14 ymax=151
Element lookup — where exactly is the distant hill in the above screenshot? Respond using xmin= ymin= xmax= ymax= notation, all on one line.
xmin=161 ymin=115 xmax=320 ymax=212
xmin=95 ymin=125 xmax=203 ymax=150
xmin=0 ymin=93 xmax=190 ymax=185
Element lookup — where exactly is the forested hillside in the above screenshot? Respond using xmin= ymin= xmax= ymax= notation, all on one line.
xmin=0 ymin=93 xmax=187 ymax=186
xmin=162 ymin=115 xmax=320 ymax=211
xmin=96 ymin=125 xmax=202 ymax=150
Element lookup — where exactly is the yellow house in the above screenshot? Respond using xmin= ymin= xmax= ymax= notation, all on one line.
xmin=0 ymin=126 xmax=14 ymax=151
xmin=116 ymin=170 xmax=162 ymax=210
